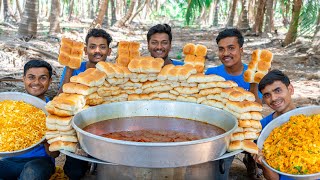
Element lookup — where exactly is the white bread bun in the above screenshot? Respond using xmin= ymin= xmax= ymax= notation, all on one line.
xmin=206 ymin=94 xmax=224 ymax=102
xmin=70 ymin=68 xmax=106 ymax=87
xmin=46 ymin=121 xmax=73 ymax=131
xmin=46 ymin=114 xmax=72 ymax=126
xmin=195 ymin=44 xmax=207 ymax=57
xmin=47 ymin=135 xmax=78 ymax=144
xmin=238 ymin=120 xmax=262 ymax=129
xmin=174 ymin=86 xmax=199 ymax=95
xmin=231 ymin=132 xmax=245 ymax=141
xmin=199 ymin=88 xmax=222 ymax=96
xmin=187 ymin=73 xmax=225 ymax=83
xmin=176 ymin=96 xmax=197 ymax=103
xmin=183 ymin=43 xmax=196 ymax=55
xmin=157 ymin=64 xmax=175 ymax=81
xmin=244 ymin=49 xmax=273 ymax=83
xmin=242 ymin=140 xmax=258 ymax=154
xmin=128 ymin=56 xmax=164 ymax=73
xmin=201 ymin=100 xmax=224 ymax=109
xmin=228 ymin=140 xmax=242 ymax=152
xmin=250 ymin=112 xmax=263 ymax=120
xmin=142 ymin=85 xmax=173 ymax=94
xmin=243 ymin=127 xmax=262 ymax=133
xmin=58 ymin=37 xmax=84 ymax=69
xmin=50 ymin=93 xmax=85 ymax=112
xmin=49 ymin=141 xmax=77 ymax=152
xmin=62 ymin=82 xmax=97 ymax=95
xmin=216 ymin=81 xmax=238 ymax=88
xmin=45 ymin=101 xmax=81 ymax=117
xmin=198 ymin=82 xmax=219 ymax=89
xmin=227 ymin=140 xmax=259 ymax=154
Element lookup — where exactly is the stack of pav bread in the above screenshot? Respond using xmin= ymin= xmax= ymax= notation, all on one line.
xmin=244 ymin=49 xmax=273 ymax=83
xmin=183 ymin=43 xmax=207 ymax=73
xmin=58 ymin=34 xmax=84 ymax=69
xmin=116 ymin=41 xmax=141 ymax=67
xmin=223 ymin=87 xmax=263 ymax=154
xmin=48 ymin=41 xmax=264 ymax=154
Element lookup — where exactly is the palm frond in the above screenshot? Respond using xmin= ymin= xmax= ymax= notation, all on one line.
xmin=298 ymin=0 xmax=319 ymax=36
xmin=185 ymin=0 xmax=213 ymax=25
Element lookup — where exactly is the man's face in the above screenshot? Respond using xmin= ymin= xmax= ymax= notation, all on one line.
xmin=261 ymin=81 xmax=294 ymax=114
xmin=217 ymin=36 xmax=243 ymax=68
xmin=85 ymin=37 xmax=111 ymax=63
xmin=23 ymin=67 xmax=52 ymax=98
xmin=148 ymin=33 xmax=171 ymax=59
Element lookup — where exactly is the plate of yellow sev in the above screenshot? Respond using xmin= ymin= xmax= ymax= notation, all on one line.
xmin=0 ymin=92 xmax=47 ymax=157
xmin=257 ymin=106 xmax=320 ymax=180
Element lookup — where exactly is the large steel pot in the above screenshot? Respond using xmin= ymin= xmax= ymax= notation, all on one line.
xmin=72 ymin=100 xmax=237 ymax=168
xmin=257 ymin=106 xmax=320 ymax=180
xmin=0 ymin=92 xmax=47 ymax=157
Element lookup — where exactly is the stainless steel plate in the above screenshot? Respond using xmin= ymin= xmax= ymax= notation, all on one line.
xmin=0 ymin=92 xmax=47 ymax=157
xmin=257 ymin=106 xmax=320 ymax=180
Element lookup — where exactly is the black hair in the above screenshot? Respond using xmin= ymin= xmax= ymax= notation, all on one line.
xmin=85 ymin=28 xmax=113 ymax=47
xmin=147 ymin=24 xmax=172 ymax=43
xmin=216 ymin=28 xmax=244 ymax=47
xmin=258 ymin=69 xmax=291 ymax=92
xmin=23 ymin=59 xmax=53 ymax=78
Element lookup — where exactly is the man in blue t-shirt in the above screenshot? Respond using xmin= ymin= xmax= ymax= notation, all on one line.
xmin=254 ymin=69 xmax=296 ymax=180
xmin=0 ymin=59 xmax=59 ymax=179
xmin=205 ymin=28 xmax=263 ymax=179
xmin=147 ymin=24 xmax=184 ymax=66
xmin=58 ymin=28 xmax=113 ymax=179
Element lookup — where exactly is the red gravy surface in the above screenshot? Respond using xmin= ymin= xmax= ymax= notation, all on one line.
xmin=83 ymin=116 xmax=225 ymax=143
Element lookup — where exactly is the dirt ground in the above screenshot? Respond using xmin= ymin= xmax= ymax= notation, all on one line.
xmin=0 ymin=22 xmax=319 ymax=179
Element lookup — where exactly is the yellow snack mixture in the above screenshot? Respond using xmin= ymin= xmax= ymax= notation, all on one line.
xmin=0 ymin=100 xmax=46 ymax=152
xmin=263 ymin=114 xmax=320 ymax=174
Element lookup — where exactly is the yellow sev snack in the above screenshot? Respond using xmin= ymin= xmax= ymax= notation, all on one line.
xmin=0 ymin=100 xmax=46 ymax=152
xmin=263 ymin=114 xmax=320 ymax=174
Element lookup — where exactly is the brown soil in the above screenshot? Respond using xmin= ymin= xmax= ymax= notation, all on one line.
xmin=0 ymin=22 xmax=319 ymax=179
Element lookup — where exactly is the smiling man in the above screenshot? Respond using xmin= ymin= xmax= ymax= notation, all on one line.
xmin=0 ymin=59 xmax=58 ymax=180
xmin=205 ymin=28 xmax=261 ymax=101
xmin=147 ymin=24 xmax=183 ymax=66
xmin=23 ymin=59 xmax=52 ymax=102
xmin=58 ymin=28 xmax=112 ymax=179
xmin=205 ymin=28 xmax=263 ymax=180
xmin=58 ymin=28 xmax=112 ymax=94
xmin=254 ymin=69 xmax=296 ymax=180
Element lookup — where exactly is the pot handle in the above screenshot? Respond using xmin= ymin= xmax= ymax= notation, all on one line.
xmin=212 ymin=150 xmax=243 ymax=161
xmin=60 ymin=150 xmax=118 ymax=165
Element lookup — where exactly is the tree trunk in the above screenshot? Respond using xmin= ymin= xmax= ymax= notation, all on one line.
xmin=282 ymin=0 xmax=302 ymax=46
xmin=280 ymin=0 xmax=290 ymax=27
xmin=49 ymin=0 xmax=61 ymax=34
xmin=110 ymin=0 xmax=117 ymax=25
xmin=89 ymin=0 xmax=95 ymax=19
xmin=128 ymin=0 xmax=147 ymax=24
xmin=252 ymin=0 xmax=267 ymax=35
xmin=16 ymin=0 xmax=23 ymax=20
xmin=18 ymin=0 xmax=39 ymax=39
xmin=213 ymin=0 xmax=220 ymax=26
xmin=3 ymin=0 xmax=16 ymax=22
xmin=248 ymin=0 xmax=255 ymax=24
xmin=237 ymin=0 xmax=250 ymax=30
xmin=114 ymin=0 xmax=137 ymax=27
xmin=264 ymin=0 xmax=274 ymax=33
xmin=226 ymin=0 xmax=238 ymax=27
xmin=311 ymin=7 xmax=320 ymax=52
xmin=103 ymin=1 xmax=109 ymax=27
xmin=93 ymin=0 xmax=109 ymax=26
xmin=68 ymin=0 xmax=74 ymax=21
